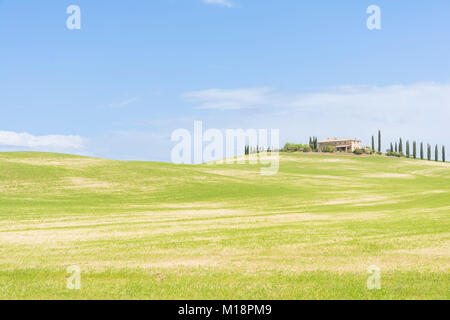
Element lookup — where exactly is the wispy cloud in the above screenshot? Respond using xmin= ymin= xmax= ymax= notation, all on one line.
xmin=183 ymin=83 xmax=450 ymax=121
xmin=203 ymin=0 xmax=235 ymax=8
xmin=108 ymin=97 xmax=138 ymax=109
xmin=289 ymin=82 xmax=450 ymax=122
xmin=183 ymin=87 xmax=277 ymax=110
xmin=0 ymin=131 xmax=84 ymax=149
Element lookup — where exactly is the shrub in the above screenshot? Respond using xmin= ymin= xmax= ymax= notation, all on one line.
xmin=386 ymin=151 xmax=404 ymax=158
xmin=321 ymin=145 xmax=336 ymax=153
xmin=282 ymin=143 xmax=299 ymax=152
xmin=282 ymin=143 xmax=310 ymax=153
xmin=353 ymin=148 xmax=365 ymax=155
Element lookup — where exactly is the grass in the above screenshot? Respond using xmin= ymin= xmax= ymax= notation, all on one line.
xmin=0 ymin=151 xmax=449 ymax=299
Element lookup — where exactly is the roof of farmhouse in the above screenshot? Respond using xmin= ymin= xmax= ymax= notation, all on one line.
xmin=319 ymin=138 xmax=361 ymax=143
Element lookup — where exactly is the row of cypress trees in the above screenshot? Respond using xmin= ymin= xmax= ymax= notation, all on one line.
xmin=371 ymin=130 xmax=383 ymax=153
xmin=244 ymin=145 xmax=271 ymax=155
xmin=387 ymin=138 xmax=446 ymax=162
xmin=371 ymin=130 xmax=446 ymax=162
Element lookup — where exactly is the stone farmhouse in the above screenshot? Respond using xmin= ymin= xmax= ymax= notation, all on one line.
xmin=318 ymin=138 xmax=362 ymax=152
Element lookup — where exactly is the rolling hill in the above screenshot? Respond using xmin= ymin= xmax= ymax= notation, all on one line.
xmin=0 ymin=151 xmax=449 ymax=299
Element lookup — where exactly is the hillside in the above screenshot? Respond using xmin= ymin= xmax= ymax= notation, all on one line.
xmin=0 ymin=152 xmax=449 ymax=299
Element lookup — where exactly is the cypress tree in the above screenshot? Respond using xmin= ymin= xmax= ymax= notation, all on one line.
xmin=395 ymin=142 xmax=398 ymax=153
xmin=435 ymin=145 xmax=438 ymax=162
xmin=443 ymin=146 xmax=446 ymax=162
xmin=399 ymin=138 xmax=403 ymax=153
xmin=427 ymin=144 xmax=431 ymax=161
xmin=372 ymin=136 xmax=375 ymax=152
xmin=378 ymin=130 xmax=381 ymax=153
xmin=390 ymin=143 xmax=394 ymax=153
xmin=420 ymin=142 xmax=424 ymax=160
xmin=406 ymin=140 xmax=410 ymax=158
xmin=413 ymin=141 xmax=417 ymax=159
xmin=309 ymin=137 xmax=312 ymax=149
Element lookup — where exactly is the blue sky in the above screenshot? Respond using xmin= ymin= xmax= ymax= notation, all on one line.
xmin=1 ymin=0 xmax=449 ymax=161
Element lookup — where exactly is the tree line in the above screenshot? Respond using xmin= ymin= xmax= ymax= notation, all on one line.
xmin=373 ymin=130 xmax=446 ymax=162
xmin=278 ymin=137 xmax=322 ymax=153
xmin=258 ymin=129 xmax=447 ymax=162
xmin=245 ymin=130 xmax=447 ymax=162
xmin=244 ymin=145 xmax=272 ymax=155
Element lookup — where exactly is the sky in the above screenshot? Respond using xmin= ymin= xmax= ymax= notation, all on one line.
xmin=0 ymin=0 xmax=449 ymax=162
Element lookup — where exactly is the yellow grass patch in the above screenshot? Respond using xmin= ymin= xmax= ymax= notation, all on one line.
xmin=0 ymin=157 xmax=107 ymax=168
xmin=63 ymin=177 xmax=119 ymax=189
xmin=363 ymin=173 xmax=414 ymax=179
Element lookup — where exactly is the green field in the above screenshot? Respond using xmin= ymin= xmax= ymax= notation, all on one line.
xmin=0 ymin=151 xmax=448 ymax=299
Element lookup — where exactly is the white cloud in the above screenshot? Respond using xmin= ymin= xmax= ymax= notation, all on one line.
xmin=289 ymin=83 xmax=450 ymax=115
xmin=183 ymin=87 xmax=277 ymax=110
xmin=183 ymin=83 xmax=450 ymax=122
xmin=203 ymin=0 xmax=235 ymax=8
xmin=0 ymin=131 xmax=84 ymax=149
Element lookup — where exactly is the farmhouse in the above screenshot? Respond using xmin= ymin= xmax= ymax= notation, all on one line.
xmin=318 ymin=138 xmax=362 ymax=152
